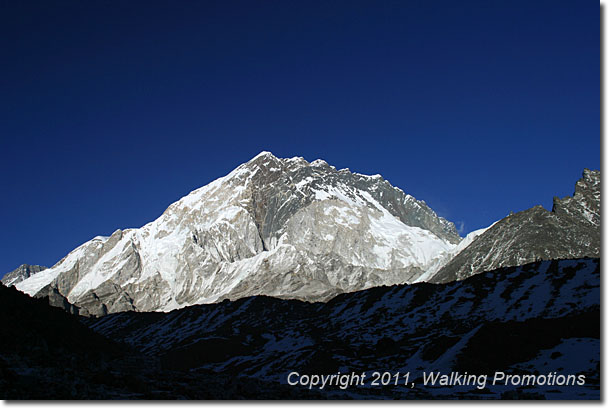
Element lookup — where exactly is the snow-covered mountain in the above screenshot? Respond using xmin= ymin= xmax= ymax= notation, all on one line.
xmin=14 ymin=152 xmax=469 ymax=315
xmin=9 ymin=153 xmax=600 ymax=317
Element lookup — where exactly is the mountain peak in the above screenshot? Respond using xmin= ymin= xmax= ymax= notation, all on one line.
xmin=244 ymin=151 xmax=310 ymax=171
xmin=551 ymin=168 xmax=600 ymax=227
xmin=14 ymin=153 xmax=463 ymax=313
xmin=249 ymin=151 xmax=277 ymax=161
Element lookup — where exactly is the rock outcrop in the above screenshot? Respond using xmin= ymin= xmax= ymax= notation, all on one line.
xmin=430 ymin=169 xmax=600 ymax=283
xmin=2 ymin=264 xmax=47 ymax=287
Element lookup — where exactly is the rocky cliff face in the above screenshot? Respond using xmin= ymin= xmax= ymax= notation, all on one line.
xmin=14 ymin=152 xmax=461 ymax=314
xmin=1 ymin=264 xmax=47 ymax=287
xmin=430 ymin=169 xmax=600 ymax=283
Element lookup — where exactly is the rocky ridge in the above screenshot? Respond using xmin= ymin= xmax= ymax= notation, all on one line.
xmin=430 ymin=169 xmax=600 ymax=283
xmin=1 ymin=264 xmax=47 ymax=287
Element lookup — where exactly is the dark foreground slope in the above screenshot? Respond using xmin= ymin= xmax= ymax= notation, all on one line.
xmin=0 ymin=284 xmax=320 ymax=399
xmin=86 ymin=258 xmax=600 ymax=400
xmin=0 ymin=284 xmax=127 ymax=398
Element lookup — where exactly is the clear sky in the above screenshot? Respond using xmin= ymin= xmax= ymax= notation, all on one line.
xmin=0 ymin=1 xmax=599 ymax=275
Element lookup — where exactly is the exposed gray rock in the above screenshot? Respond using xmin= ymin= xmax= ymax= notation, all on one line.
xmin=34 ymin=284 xmax=80 ymax=315
xmin=74 ymin=281 xmax=136 ymax=317
xmin=2 ymin=264 xmax=47 ymax=287
xmin=430 ymin=169 xmax=600 ymax=283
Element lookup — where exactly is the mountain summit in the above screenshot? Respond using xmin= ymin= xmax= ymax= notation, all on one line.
xmin=14 ymin=152 xmax=465 ymax=315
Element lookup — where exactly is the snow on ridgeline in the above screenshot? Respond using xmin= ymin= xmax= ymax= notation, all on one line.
xmin=15 ymin=151 xmax=478 ymax=315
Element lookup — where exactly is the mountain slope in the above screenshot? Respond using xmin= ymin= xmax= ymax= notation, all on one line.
xmin=15 ymin=152 xmax=461 ymax=314
xmin=0 ymin=283 xmax=126 ymax=398
xmin=87 ymin=258 xmax=600 ymax=399
xmin=430 ymin=169 xmax=600 ymax=283
xmin=0 ymin=283 xmax=315 ymax=400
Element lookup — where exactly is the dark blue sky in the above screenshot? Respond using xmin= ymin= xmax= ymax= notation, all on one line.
xmin=0 ymin=1 xmax=599 ymax=275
